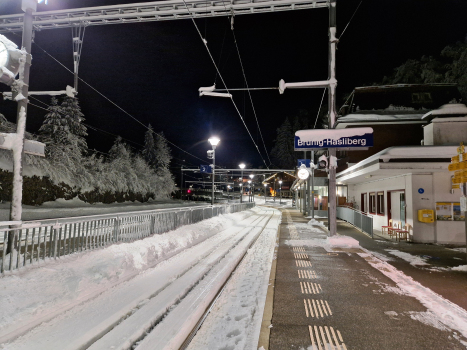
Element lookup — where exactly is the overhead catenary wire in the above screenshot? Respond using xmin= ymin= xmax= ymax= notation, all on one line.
xmin=339 ymin=0 xmax=363 ymax=40
xmin=314 ymin=88 xmax=327 ymax=129
xmin=19 ymin=37 xmax=210 ymax=165
xmin=180 ymin=0 xmax=269 ymax=169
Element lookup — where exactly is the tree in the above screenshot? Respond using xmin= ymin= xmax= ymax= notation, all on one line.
xmin=154 ymin=132 xmax=171 ymax=174
xmin=379 ymin=39 xmax=467 ymax=102
xmin=270 ymin=117 xmax=295 ymax=169
xmin=59 ymin=96 xmax=88 ymax=152
xmin=142 ymin=124 xmax=157 ymax=168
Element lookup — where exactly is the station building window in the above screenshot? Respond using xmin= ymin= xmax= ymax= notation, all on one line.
xmin=377 ymin=192 xmax=384 ymax=215
xmin=369 ymin=192 xmax=376 ymax=214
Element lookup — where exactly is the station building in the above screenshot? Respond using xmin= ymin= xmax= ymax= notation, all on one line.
xmin=334 ymin=84 xmax=467 ymax=244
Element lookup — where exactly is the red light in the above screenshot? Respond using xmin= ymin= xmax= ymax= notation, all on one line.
xmin=187 ymin=189 xmax=192 ymax=193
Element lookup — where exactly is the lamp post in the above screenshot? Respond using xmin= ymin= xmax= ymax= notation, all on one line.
xmin=208 ymin=137 xmax=220 ymax=206
xmin=279 ymin=180 xmax=283 ymax=204
xmin=264 ymin=183 xmax=267 ymax=202
xmin=239 ymin=163 xmax=245 ymax=203
xmin=248 ymin=180 xmax=252 ymax=202
xmin=249 ymin=174 xmax=255 ymax=203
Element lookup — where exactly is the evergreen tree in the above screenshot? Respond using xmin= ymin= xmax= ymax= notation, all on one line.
xmin=142 ymin=124 xmax=157 ymax=168
xmin=154 ymin=132 xmax=171 ymax=174
xmin=270 ymin=117 xmax=295 ymax=169
xmin=38 ymin=97 xmax=66 ymax=144
xmin=59 ymin=96 xmax=88 ymax=152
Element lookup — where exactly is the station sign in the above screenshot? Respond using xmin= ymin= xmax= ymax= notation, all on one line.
xmin=297 ymin=159 xmax=311 ymax=168
xmin=294 ymin=127 xmax=373 ymax=150
xmin=200 ymin=165 xmax=212 ymax=174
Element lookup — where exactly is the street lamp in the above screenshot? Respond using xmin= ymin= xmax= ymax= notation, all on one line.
xmin=248 ymin=180 xmax=252 ymax=202
xmin=249 ymin=174 xmax=255 ymax=203
xmin=239 ymin=163 xmax=245 ymax=203
xmin=264 ymin=183 xmax=267 ymax=202
xmin=208 ymin=137 xmax=220 ymax=206
xmin=279 ymin=180 xmax=283 ymax=204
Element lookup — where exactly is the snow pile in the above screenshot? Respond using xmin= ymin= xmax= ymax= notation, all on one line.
xmin=385 ymin=249 xmax=429 ymax=266
xmin=452 ymin=265 xmax=467 ymax=272
xmin=328 ymin=235 xmax=360 ymax=249
xmin=308 ymin=218 xmax=326 ymax=228
xmin=0 ymin=208 xmax=258 ymax=342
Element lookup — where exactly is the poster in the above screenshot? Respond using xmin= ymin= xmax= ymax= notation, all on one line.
xmin=436 ymin=202 xmax=452 ymax=221
xmin=453 ymin=203 xmax=465 ymax=221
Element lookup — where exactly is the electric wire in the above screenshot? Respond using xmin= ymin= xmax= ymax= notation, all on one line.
xmin=180 ymin=0 xmax=269 ymax=169
xmin=339 ymin=0 xmax=363 ymax=40
xmin=314 ymin=88 xmax=326 ymax=129
xmin=23 ymin=35 xmax=209 ymax=164
xmin=230 ymin=28 xmax=272 ymax=166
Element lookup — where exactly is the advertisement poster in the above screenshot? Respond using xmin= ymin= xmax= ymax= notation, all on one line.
xmin=436 ymin=202 xmax=452 ymax=221
xmin=453 ymin=203 xmax=465 ymax=221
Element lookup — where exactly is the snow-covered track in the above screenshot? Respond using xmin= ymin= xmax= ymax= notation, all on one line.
xmin=0 ymin=202 xmax=254 ymax=273
xmin=2 ymin=207 xmax=278 ymax=350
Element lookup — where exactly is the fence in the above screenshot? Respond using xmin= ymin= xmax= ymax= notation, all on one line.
xmin=0 ymin=202 xmax=255 ymax=274
xmin=336 ymin=206 xmax=373 ymax=238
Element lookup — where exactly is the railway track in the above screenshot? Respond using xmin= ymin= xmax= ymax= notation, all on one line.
xmin=3 ymin=207 xmax=280 ymax=350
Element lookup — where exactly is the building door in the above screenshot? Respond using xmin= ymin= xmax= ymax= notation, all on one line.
xmin=390 ymin=191 xmax=405 ymax=227
xmin=400 ymin=192 xmax=406 ymax=226
xmin=361 ymin=193 xmax=367 ymax=213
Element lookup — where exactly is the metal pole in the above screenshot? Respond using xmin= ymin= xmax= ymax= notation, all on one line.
xmin=180 ymin=166 xmax=183 ymax=200
xmin=211 ymin=146 xmax=216 ymax=206
xmin=240 ymin=169 xmax=243 ymax=203
xmin=274 ymin=178 xmax=276 ymax=202
xmin=7 ymin=0 xmax=35 ymax=255
xmin=328 ymin=0 xmax=337 ymax=236
xmin=280 ymin=183 xmax=282 ymax=204
xmin=312 ymin=150 xmax=315 ymax=219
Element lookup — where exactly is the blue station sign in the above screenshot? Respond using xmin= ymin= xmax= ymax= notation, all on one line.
xmin=297 ymin=159 xmax=311 ymax=168
xmin=294 ymin=127 xmax=374 ymax=150
xmin=200 ymin=165 xmax=212 ymax=173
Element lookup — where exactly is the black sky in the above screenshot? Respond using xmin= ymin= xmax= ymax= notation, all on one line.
xmin=1 ymin=0 xmax=467 ymax=171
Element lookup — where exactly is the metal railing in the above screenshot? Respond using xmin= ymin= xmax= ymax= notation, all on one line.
xmin=0 ymin=202 xmax=255 ymax=274
xmin=336 ymin=206 xmax=373 ymax=238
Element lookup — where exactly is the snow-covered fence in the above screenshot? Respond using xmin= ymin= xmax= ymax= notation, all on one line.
xmin=336 ymin=206 xmax=373 ymax=238
xmin=0 ymin=202 xmax=255 ymax=274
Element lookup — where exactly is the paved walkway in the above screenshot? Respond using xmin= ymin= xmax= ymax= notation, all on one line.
xmin=263 ymin=207 xmax=467 ymax=350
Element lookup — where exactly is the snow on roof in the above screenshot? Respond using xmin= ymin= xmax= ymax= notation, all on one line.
xmin=337 ymin=145 xmax=457 ymax=178
xmin=422 ymin=104 xmax=467 ymax=120
xmin=337 ymin=113 xmax=426 ymax=123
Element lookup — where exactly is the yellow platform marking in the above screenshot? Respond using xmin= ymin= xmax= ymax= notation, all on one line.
xmin=300 ymin=282 xmax=322 ymax=294
xmin=304 ymin=298 xmax=332 ymax=319
xmin=309 ymin=325 xmax=347 ymax=350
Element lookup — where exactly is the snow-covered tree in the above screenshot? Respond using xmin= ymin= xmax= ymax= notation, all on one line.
xmin=59 ymin=96 xmax=88 ymax=152
xmin=154 ymin=132 xmax=171 ymax=174
xmin=142 ymin=124 xmax=157 ymax=168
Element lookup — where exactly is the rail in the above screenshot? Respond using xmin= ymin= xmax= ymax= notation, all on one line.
xmin=0 ymin=202 xmax=255 ymax=274
xmin=336 ymin=205 xmax=373 ymax=238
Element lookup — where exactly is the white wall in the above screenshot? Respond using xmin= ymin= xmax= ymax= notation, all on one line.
xmin=349 ymin=174 xmax=413 ymax=234
xmin=348 ymin=172 xmax=465 ymax=244
xmin=411 ymin=174 xmax=435 ymax=243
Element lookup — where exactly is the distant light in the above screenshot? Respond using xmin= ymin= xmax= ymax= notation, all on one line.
xmin=187 ymin=189 xmax=191 ymax=193
xmin=208 ymin=137 xmax=220 ymax=146
xmin=249 ymin=174 xmax=254 ymax=179
xmin=264 ymin=184 xmax=267 ymax=187
xmin=239 ymin=163 xmax=245 ymax=169
xmin=279 ymin=180 xmax=283 ymax=184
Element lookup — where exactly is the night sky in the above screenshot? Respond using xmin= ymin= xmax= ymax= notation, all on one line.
xmin=1 ymin=0 xmax=467 ymax=172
